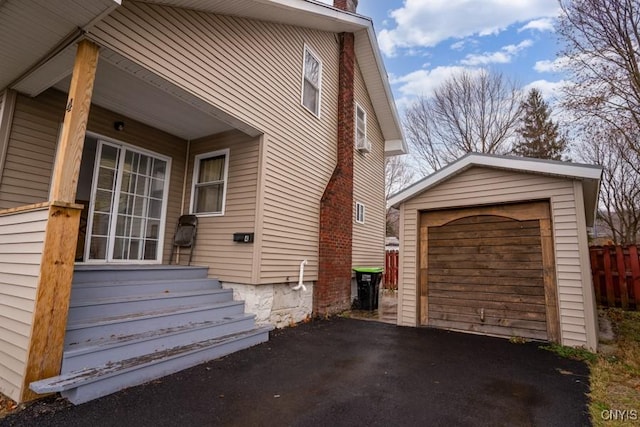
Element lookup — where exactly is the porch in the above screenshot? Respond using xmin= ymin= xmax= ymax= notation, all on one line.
xmin=32 ymin=264 xmax=271 ymax=405
xmin=0 ymin=6 xmax=264 ymax=402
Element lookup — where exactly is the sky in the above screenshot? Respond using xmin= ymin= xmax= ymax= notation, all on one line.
xmin=318 ymin=0 xmax=568 ymax=111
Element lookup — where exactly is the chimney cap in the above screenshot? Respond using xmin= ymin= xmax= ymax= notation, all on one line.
xmin=333 ymin=0 xmax=358 ymax=13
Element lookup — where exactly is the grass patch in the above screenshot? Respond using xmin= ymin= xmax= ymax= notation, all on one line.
xmin=539 ymin=342 xmax=598 ymax=363
xmin=588 ymin=309 xmax=640 ymax=426
xmin=540 ymin=309 xmax=640 ymax=425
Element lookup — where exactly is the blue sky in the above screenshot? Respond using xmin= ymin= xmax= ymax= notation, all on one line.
xmin=320 ymin=0 xmax=568 ymax=110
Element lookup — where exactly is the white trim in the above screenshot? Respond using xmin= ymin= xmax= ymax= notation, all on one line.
xmin=301 ymin=44 xmax=322 ymax=118
xmin=388 ymin=153 xmax=603 ymax=214
xmin=190 ymin=148 xmax=230 ymax=216
xmin=180 ymin=139 xmax=191 ymax=216
xmin=82 ymin=132 xmax=172 ymax=264
xmin=355 ymin=102 xmax=367 ymax=151
xmin=572 ymin=181 xmax=599 ymax=351
xmin=357 ymin=26 xmax=407 ymax=154
xmin=355 ymin=201 xmax=365 ymax=224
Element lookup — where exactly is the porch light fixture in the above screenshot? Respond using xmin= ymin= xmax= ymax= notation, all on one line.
xmin=114 ymin=121 xmax=125 ymax=131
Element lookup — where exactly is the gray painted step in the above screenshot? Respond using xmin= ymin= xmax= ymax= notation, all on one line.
xmin=70 ymin=278 xmax=222 ymax=300
xmin=47 ymin=264 xmax=271 ymax=406
xmin=31 ymin=327 xmax=272 ymax=405
xmin=62 ymin=314 xmax=257 ymax=372
xmin=72 ymin=265 xmax=209 ymax=284
xmin=64 ymin=301 xmax=246 ymax=347
xmin=68 ymin=289 xmax=234 ymax=322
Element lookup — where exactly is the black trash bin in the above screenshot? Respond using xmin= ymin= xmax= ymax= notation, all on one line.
xmin=353 ymin=267 xmax=384 ymax=311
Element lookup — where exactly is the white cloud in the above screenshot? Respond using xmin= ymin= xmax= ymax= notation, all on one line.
xmin=518 ymin=18 xmax=554 ymax=32
xmin=378 ymin=0 xmax=560 ymax=57
xmin=460 ymin=39 xmax=533 ymax=66
xmin=391 ymin=65 xmax=484 ymax=110
xmin=450 ymin=39 xmax=479 ymax=51
xmin=523 ymin=79 xmax=568 ymax=101
xmin=450 ymin=40 xmax=466 ymax=51
xmin=534 ymin=56 xmax=571 ymax=73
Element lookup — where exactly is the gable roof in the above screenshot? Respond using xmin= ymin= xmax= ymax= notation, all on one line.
xmin=388 ymin=153 xmax=603 ymax=225
xmin=0 ymin=0 xmax=406 ymax=155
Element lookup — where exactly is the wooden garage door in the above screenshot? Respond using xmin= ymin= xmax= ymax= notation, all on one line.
xmin=420 ymin=202 xmax=559 ymax=342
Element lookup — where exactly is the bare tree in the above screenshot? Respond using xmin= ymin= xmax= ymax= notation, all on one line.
xmin=579 ymin=126 xmax=640 ymax=244
xmin=557 ymin=0 xmax=640 ymax=156
xmin=385 ymin=155 xmax=414 ymax=198
xmin=557 ymin=0 xmax=640 ymax=244
xmin=385 ymin=155 xmax=415 ymax=236
xmin=404 ymin=69 xmax=524 ymax=173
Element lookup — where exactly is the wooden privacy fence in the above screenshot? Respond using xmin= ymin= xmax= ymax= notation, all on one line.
xmin=384 ymin=250 xmax=398 ymax=290
xmin=590 ymin=245 xmax=640 ymax=310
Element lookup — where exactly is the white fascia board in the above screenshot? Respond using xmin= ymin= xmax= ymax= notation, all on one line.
xmin=388 ymin=153 xmax=603 ymax=208
xmin=384 ymin=139 xmax=406 ymax=156
xmin=362 ymin=25 xmax=407 ymax=153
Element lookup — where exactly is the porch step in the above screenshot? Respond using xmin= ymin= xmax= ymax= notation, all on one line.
xmin=68 ymin=288 xmax=234 ymax=322
xmin=62 ymin=314 xmax=257 ymax=372
xmin=70 ymin=278 xmax=222 ymax=300
xmin=65 ymin=300 xmax=246 ymax=347
xmin=72 ymin=265 xmax=210 ymax=284
xmin=32 ymin=326 xmax=272 ymax=405
xmin=29 ymin=265 xmax=270 ymax=405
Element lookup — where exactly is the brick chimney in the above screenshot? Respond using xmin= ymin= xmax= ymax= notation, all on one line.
xmin=315 ymin=2 xmax=357 ymax=315
xmin=334 ymin=0 xmax=358 ymax=13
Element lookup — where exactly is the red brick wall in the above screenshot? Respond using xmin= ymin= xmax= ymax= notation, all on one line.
xmin=333 ymin=0 xmax=358 ymax=13
xmin=314 ymin=30 xmax=355 ymax=315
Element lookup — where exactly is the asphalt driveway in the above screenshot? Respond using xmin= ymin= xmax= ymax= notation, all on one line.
xmin=1 ymin=318 xmax=590 ymax=427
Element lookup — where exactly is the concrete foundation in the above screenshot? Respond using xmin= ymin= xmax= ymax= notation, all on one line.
xmin=223 ymin=282 xmax=314 ymax=328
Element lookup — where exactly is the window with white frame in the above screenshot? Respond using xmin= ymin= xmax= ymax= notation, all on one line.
xmin=190 ymin=149 xmax=229 ymax=215
xmin=356 ymin=104 xmax=367 ymax=147
xmin=302 ymin=46 xmax=322 ymax=116
xmin=355 ymin=202 xmax=365 ymax=224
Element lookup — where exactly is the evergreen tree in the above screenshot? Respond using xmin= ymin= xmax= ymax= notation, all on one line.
xmin=512 ymin=88 xmax=567 ymax=160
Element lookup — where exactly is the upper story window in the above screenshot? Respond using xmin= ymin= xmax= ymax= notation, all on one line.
xmin=355 ymin=103 xmax=372 ymax=153
xmin=302 ymin=46 xmax=322 ymax=116
xmin=190 ymin=149 xmax=229 ymax=215
xmin=356 ymin=104 xmax=367 ymax=146
xmin=355 ymin=202 xmax=365 ymax=224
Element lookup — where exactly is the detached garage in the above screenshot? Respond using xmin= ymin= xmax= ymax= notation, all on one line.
xmin=388 ymin=153 xmax=602 ymax=350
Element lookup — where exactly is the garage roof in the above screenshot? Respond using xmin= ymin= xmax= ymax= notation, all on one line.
xmin=388 ymin=153 xmax=603 ymax=225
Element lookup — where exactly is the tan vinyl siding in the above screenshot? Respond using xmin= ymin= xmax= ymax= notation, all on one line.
xmin=0 ymin=206 xmax=48 ymax=402
xmin=352 ymin=61 xmax=385 ymax=268
xmin=90 ymin=2 xmax=340 ymax=284
xmin=398 ymin=167 xmax=593 ymax=347
xmin=183 ymin=130 xmax=259 ymax=284
xmin=0 ymin=92 xmax=59 ymax=208
xmin=0 ymin=89 xmax=188 ymax=262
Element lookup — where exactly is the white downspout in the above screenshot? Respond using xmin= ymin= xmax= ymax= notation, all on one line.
xmin=292 ymin=259 xmax=308 ymax=291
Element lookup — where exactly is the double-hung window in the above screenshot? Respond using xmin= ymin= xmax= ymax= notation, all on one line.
xmin=302 ymin=46 xmax=322 ymax=116
xmin=191 ymin=149 xmax=229 ymax=215
xmin=356 ymin=104 xmax=367 ymax=147
xmin=355 ymin=202 xmax=365 ymax=224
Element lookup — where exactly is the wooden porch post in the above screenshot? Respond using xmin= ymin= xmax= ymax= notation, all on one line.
xmin=21 ymin=40 xmax=99 ymax=401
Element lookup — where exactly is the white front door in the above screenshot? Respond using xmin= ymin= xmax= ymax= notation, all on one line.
xmin=85 ymin=140 xmax=170 ymax=262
